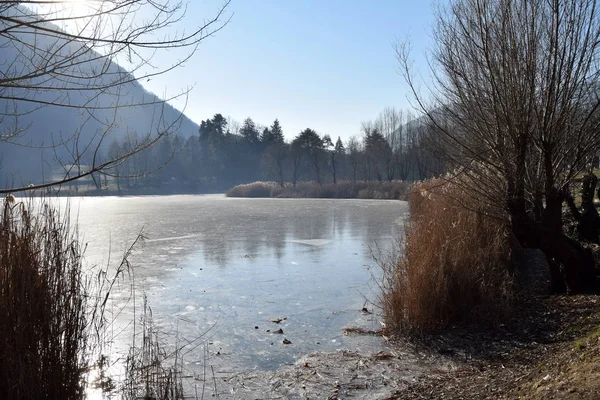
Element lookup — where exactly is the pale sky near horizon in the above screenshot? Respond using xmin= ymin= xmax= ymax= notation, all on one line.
xmin=68 ymin=0 xmax=437 ymax=142
xmin=138 ymin=0 xmax=438 ymax=141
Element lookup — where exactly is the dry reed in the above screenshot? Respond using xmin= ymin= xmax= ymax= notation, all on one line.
xmin=380 ymin=179 xmax=514 ymax=335
xmin=121 ymin=295 xmax=184 ymax=400
xmin=226 ymin=180 xmax=409 ymax=200
xmin=0 ymin=197 xmax=188 ymax=399
xmin=0 ymin=199 xmax=91 ymax=399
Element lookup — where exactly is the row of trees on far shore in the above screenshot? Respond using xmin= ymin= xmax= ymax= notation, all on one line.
xmin=105 ymin=109 xmax=444 ymax=193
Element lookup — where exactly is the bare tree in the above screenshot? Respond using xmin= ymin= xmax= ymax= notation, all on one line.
xmin=362 ymin=121 xmax=393 ymax=181
xmin=408 ymin=118 xmax=447 ymax=180
xmin=377 ymin=107 xmax=410 ymax=180
xmin=289 ymin=140 xmax=304 ymax=188
xmin=398 ymin=0 xmax=600 ymax=293
xmin=0 ymin=1 xmax=230 ymax=193
xmin=261 ymin=142 xmax=288 ymax=187
xmin=347 ymin=136 xmax=362 ymax=182
xmin=226 ymin=116 xmax=241 ymax=136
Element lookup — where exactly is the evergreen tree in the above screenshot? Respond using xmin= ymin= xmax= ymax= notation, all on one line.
xmin=293 ymin=128 xmax=325 ymax=184
xmin=335 ymin=136 xmax=345 ymax=154
xmin=270 ymin=119 xmax=284 ymax=144
xmin=240 ymin=117 xmax=260 ymax=144
xmin=260 ymin=127 xmax=272 ymax=143
xmin=212 ymin=114 xmax=227 ymax=135
xmin=334 ymin=136 xmax=346 ymax=182
xmin=294 ymin=128 xmax=323 ymax=151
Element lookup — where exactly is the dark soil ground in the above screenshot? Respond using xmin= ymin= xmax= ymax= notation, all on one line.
xmin=382 ymin=249 xmax=600 ymax=399
xmin=391 ymin=293 xmax=600 ymax=399
xmin=211 ymin=250 xmax=600 ymax=399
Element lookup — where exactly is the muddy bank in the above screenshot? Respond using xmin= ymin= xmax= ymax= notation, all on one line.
xmin=208 ymin=347 xmax=456 ymax=399
xmin=184 ymin=289 xmax=600 ymax=399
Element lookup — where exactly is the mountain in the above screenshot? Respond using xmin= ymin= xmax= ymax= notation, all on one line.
xmin=0 ymin=6 xmax=200 ymax=188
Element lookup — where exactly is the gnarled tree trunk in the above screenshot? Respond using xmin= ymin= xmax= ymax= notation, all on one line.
xmin=511 ymin=192 xmax=597 ymax=294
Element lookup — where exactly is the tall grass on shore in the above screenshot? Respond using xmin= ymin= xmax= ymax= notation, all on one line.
xmin=226 ymin=180 xmax=409 ymax=200
xmin=380 ymin=179 xmax=514 ymax=335
xmin=0 ymin=199 xmax=92 ymax=399
xmin=0 ymin=197 xmax=190 ymax=399
xmin=93 ymin=233 xmax=189 ymax=399
xmin=122 ymin=295 xmax=184 ymax=400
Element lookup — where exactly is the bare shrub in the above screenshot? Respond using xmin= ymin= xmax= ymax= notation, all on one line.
xmin=0 ymin=199 xmax=91 ymax=399
xmin=381 ymin=179 xmax=514 ymax=335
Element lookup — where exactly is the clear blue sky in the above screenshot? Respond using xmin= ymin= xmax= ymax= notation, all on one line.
xmin=144 ymin=0 xmax=436 ymax=141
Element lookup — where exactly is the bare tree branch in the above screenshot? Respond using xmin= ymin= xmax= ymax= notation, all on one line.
xmin=0 ymin=1 xmax=231 ymax=192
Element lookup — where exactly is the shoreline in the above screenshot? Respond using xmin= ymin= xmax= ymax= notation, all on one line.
xmin=202 ymin=250 xmax=600 ymax=399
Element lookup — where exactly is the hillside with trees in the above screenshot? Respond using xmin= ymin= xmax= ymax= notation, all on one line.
xmin=0 ymin=3 xmax=215 ymax=191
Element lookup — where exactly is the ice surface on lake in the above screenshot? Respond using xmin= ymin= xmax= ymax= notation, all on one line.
xmin=56 ymin=195 xmax=407 ymax=374
xmin=288 ymin=239 xmax=332 ymax=246
xmin=146 ymin=234 xmax=200 ymax=242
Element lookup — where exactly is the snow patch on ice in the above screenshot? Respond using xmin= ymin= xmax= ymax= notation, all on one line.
xmin=289 ymin=239 xmax=332 ymax=247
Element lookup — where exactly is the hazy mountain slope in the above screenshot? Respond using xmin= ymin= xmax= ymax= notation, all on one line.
xmin=0 ymin=6 xmax=199 ymax=188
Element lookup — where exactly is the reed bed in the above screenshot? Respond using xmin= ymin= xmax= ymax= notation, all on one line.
xmin=0 ymin=199 xmax=91 ymax=399
xmin=0 ymin=197 xmax=190 ymax=399
xmin=380 ymin=179 xmax=514 ymax=335
xmin=122 ymin=296 xmax=184 ymax=400
xmin=226 ymin=180 xmax=409 ymax=200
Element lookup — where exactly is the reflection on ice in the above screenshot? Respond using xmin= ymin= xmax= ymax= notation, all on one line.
xmin=63 ymin=195 xmax=406 ymax=375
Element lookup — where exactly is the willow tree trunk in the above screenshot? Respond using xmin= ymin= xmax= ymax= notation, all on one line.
xmin=579 ymin=174 xmax=600 ymax=243
xmin=510 ymin=192 xmax=597 ymax=294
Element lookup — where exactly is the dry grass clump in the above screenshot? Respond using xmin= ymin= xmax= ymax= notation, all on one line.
xmin=381 ymin=179 xmax=514 ymax=335
xmin=0 ymin=199 xmax=91 ymax=399
xmin=353 ymin=181 xmax=409 ymax=200
xmin=122 ymin=296 xmax=184 ymax=400
xmin=225 ymin=181 xmax=279 ymax=197
xmin=226 ymin=180 xmax=410 ymax=200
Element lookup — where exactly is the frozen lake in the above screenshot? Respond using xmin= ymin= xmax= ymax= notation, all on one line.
xmin=62 ymin=195 xmax=407 ymax=377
